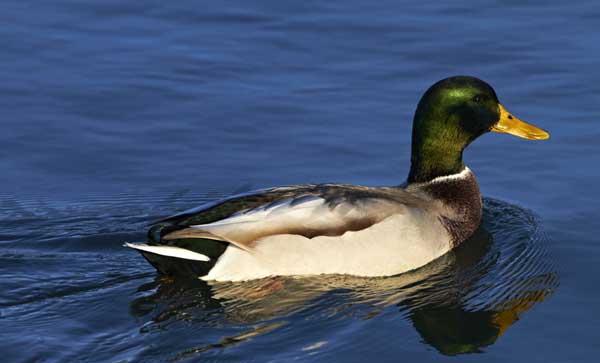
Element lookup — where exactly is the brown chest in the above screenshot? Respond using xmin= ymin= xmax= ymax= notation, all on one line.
xmin=420 ymin=172 xmax=483 ymax=247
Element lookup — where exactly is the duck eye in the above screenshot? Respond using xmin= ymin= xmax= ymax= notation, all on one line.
xmin=472 ymin=95 xmax=483 ymax=103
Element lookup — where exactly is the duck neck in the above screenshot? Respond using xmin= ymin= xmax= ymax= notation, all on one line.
xmin=406 ymin=107 xmax=471 ymax=184
xmin=407 ymin=144 xmax=465 ymax=184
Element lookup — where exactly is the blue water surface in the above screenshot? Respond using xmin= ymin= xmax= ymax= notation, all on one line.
xmin=1 ymin=1 xmax=599 ymax=362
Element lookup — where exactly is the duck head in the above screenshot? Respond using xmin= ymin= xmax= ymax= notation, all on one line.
xmin=407 ymin=76 xmax=549 ymax=184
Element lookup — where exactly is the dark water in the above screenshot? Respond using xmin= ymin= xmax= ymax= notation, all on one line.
xmin=1 ymin=1 xmax=599 ymax=362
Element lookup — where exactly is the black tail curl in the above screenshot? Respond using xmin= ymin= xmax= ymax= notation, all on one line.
xmin=140 ymin=222 xmax=229 ymax=278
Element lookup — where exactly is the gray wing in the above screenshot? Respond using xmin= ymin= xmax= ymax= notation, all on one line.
xmin=159 ymin=184 xmax=431 ymax=250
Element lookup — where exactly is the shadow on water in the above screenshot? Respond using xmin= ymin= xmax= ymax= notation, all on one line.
xmin=129 ymin=198 xmax=559 ymax=359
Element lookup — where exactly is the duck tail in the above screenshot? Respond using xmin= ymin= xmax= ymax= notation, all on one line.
xmin=125 ymin=222 xmax=228 ymax=277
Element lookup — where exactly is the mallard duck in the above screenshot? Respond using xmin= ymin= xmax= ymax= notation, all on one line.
xmin=126 ymin=76 xmax=549 ymax=281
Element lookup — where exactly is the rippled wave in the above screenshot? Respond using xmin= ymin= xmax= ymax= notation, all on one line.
xmin=0 ymin=192 xmax=558 ymax=361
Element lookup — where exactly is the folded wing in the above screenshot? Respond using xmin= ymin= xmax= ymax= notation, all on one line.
xmin=162 ymin=185 xmax=428 ymax=251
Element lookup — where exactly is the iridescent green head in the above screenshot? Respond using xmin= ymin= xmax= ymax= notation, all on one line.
xmin=407 ymin=76 xmax=549 ymax=184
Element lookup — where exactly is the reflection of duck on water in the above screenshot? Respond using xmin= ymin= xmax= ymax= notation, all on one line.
xmin=130 ymin=200 xmax=558 ymax=356
xmin=406 ymin=223 xmax=555 ymax=355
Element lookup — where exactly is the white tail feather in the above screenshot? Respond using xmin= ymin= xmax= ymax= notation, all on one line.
xmin=124 ymin=242 xmax=210 ymax=262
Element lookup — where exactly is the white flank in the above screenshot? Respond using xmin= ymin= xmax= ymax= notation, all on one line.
xmin=124 ymin=242 xmax=210 ymax=262
xmin=203 ymin=212 xmax=452 ymax=282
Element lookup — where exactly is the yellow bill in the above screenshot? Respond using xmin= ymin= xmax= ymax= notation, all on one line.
xmin=491 ymin=104 xmax=550 ymax=140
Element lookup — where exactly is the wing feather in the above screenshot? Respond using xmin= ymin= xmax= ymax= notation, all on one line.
xmin=162 ymin=190 xmax=424 ymax=250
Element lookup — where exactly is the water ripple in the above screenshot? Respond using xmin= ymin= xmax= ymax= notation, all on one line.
xmin=0 ymin=193 xmax=558 ymax=360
